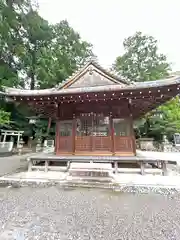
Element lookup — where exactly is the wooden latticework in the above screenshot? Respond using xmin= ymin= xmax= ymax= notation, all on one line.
xmin=75 ymin=114 xmax=111 ymax=152
xmin=113 ymin=118 xmax=133 ymax=153
xmin=58 ymin=114 xmax=135 ymax=155
xmin=59 ymin=120 xmax=73 ymax=152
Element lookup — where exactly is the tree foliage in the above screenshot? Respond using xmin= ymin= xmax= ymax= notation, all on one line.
xmin=113 ymin=32 xmax=180 ymax=140
xmin=37 ymin=20 xmax=93 ymax=89
xmin=0 ymin=0 xmax=94 ymax=136
xmin=113 ymin=32 xmax=170 ymax=82
xmin=0 ymin=108 xmax=10 ymax=126
xmin=149 ymin=97 xmax=180 ymax=141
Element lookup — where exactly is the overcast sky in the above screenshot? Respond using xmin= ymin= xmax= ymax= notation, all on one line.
xmin=38 ymin=0 xmax=180 ymax=71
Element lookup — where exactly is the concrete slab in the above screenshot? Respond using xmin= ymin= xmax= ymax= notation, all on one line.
xmin=137 ymin=150 xmax=180 ymax=163
xmin=113 ymin=174 xmax=180 ymax=188
xmin=0 ymin=171 xmax=67 ymax=181
xmin=116 ymin=168 xmax=162 ymax=174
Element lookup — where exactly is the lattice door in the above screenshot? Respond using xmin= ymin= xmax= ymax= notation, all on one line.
xmin=92 ymin=114 xmax=111 ymax=151
xmin=75 ymin=113 xmax=111 ymax=152
xmin=113 ymin=118 xmax=133 ymax=152
xmin=75 ymin=115 xmax=92 ymax=151
xmin=59 ymin=120 xmax=73 ymax=152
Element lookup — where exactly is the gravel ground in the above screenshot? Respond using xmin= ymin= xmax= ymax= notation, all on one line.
xmin=0 ymin=187 xmax=180 ymax=239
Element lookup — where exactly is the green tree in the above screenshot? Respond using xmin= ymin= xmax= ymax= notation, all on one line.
xmin=37 ymin=20 xmax=93 ymax=89
xmin=149 ymin=97 xmax=180 ymax=141
xmin=0 ymin=89 xmax=10 ymax=126
xmin=113 ymin=32 xmax=180 ymax=140
xmin=21 ymin=9 xmax=53 ymax=89
xmin=113 ymin=31 xmax=170 ymax=82
xmin=0 ymin=1 xmax=94 ymax=137
xmin=0 ymin=108 xmax=10 ymax=126
xmin=0 ymin=0 xmax=33 ymax=87
xmin=0 ymin=0 xmax=33 ymax=126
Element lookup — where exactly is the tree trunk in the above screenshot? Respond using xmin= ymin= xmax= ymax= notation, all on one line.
xmin=30 ymin=48 xmax=36 ymax=90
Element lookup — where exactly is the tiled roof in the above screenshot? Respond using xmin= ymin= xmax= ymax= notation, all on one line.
xmin=4 ymin=75 xmax=180 ymax=97
xmin=3 ymin=58 xmax=180 ymax=97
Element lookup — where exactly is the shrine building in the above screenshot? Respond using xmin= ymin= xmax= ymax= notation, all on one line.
xmin=4 ymin=60 xmax=180 ymax=157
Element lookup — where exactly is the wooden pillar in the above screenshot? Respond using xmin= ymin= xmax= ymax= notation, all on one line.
xmin=128 ymin=99 xmax=136 ymax=155
xmin=55 ymin=120 xmax=60 ymax=155
xmin=130 ymin=118 xmax=136 ymax=154
xmin=109 ymin=114 xmax=115 ymax=155
xmin=46 ymin=117 xmax=52 ymax=135
xmin=72 ymin=114 xmax=76 ymax=154
xmin=55 ymin=104 xmax=60 ymax=155
xmin=91 ymin=112 xmax=94 ymax=151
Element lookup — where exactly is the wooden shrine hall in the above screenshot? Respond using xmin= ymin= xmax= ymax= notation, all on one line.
xmin=4 ymin=60 xmax=180 ymax=156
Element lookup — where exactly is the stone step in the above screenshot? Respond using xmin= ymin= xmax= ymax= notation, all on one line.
xmin=67 ymin=176 xmax=113 ymax=183
xmin=69 ymin=162 xmax=113 ymax=170
xmin=68 ymin=162 xmax=113 ymax=180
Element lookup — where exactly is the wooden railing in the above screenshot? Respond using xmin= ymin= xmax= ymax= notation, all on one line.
xmin=58 ymin=135 xmax=134 ymax=154
xmin=92 ymin=136 xmax=111 ymax=151
xmin=114 ymin=136 xmax=133 ymax=152
xmin=75 ymin=136 xmax=111 ymax=152
xmin=75 ymin=136 xmax=91 ymax=152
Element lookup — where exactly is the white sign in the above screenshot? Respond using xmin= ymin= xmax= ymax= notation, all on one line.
xmin=174 ymin=133 xmax=180 ymax=146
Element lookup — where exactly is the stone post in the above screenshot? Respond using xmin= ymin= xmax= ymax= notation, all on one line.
xmin=114 ymin=161 xmax=118 ymax=174
xmin=28 ymin=158 xmax=32 ymax=171
xmin=45 ymin=160 xmax=48 ymax=172
xmin=140 ymin=161 xmax=145 ymax=175
xmin=36 ymin=138 xmax=42 ymax=152
xmin=162 ymin=160 xmax=168 ymax=176
xmin=17 ymin=137 xmax=24 ymax=155
xmin=2 ymin=132 xmax=7 ymax=143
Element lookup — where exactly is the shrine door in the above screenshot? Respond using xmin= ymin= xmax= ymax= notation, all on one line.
xmin=113 ymin=118 xmax=134 ymax=154
xmin=75 ymin=113 xmax=111 ymax=153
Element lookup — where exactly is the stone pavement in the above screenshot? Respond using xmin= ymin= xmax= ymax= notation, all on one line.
xmin=0 ymin=153 xmax=36 ymax=177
